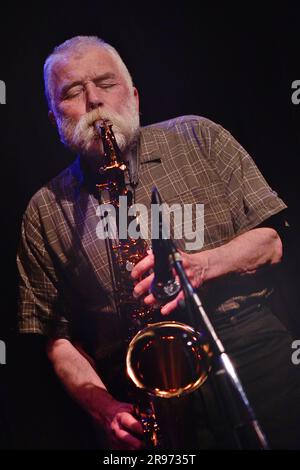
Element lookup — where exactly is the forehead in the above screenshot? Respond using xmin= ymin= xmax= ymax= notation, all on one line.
xmin=51 ymin=46 xmax=121 ymax=89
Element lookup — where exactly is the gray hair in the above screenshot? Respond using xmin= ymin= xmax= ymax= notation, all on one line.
xmin=44 ymin=36 xmax=134 ymax=112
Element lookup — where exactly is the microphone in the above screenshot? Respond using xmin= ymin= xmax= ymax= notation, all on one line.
xmin=150 ymin=187 xmax=181 ymax=302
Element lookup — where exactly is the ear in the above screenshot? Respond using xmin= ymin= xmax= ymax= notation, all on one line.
xmin=133 ymin=87 xmax=139 ymax=111
xmin=48 ymin=110 xmax=57 ymax=128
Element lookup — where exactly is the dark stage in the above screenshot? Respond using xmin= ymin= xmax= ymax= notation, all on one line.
xmin=0 ymin=3 xmax=300 ymax=450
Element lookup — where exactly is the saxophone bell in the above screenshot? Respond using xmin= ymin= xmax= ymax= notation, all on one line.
xmin=127 ymin=321 xmax=212 ymax=448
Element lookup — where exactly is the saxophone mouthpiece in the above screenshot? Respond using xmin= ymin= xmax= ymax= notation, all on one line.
xmin=94 ymin=119 xmax=112 ymax=134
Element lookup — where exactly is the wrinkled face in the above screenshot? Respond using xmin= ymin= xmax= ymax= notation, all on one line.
xmin=50 ymin=46 xmax=140 ymax=157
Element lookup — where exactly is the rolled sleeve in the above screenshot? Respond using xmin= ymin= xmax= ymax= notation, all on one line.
xmin=214 ymin=126 xmax=287 ymax=234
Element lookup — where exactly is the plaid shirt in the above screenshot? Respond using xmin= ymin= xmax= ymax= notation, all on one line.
xmin=17 ymin=116 xmax=286 ymax=361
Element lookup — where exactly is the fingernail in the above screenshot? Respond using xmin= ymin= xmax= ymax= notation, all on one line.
xmin=133 ymin=288 xmax=140 ymax=299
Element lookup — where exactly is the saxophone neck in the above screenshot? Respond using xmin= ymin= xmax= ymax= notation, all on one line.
xmin=95 ymin=119 xmax=128 ymax=193
xmin=95 ymin=119 xmax=123 ymax=166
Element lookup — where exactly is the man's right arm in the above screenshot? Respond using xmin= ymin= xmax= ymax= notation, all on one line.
xmin=18 ymin=201 xmax=143 ymax=450
xmin=46 ymin=338 xmax=143 ymax=450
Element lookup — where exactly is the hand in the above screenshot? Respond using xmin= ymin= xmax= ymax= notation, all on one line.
xmin=131 ymin=250 xmax=209 ymax=315
xmin=95 ymin=398 xmax=144 ymax=450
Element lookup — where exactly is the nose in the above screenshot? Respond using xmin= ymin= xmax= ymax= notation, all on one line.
xmin=86 ymin=82 xmax=103 ymax=111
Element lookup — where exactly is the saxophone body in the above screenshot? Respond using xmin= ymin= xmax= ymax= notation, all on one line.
xmin=94 ymin=120 xmax=155 ymax=337
xmin=95 ymin=120 xmax=211 ymax=449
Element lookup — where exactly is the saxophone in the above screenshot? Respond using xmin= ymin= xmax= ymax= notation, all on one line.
xmin=94 ymin=119 xmax=211 ymax=449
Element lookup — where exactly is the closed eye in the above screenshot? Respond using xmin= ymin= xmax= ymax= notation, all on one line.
xmin=95 ymin=81 xmax=117 ymax=89
xmin=63 ymin=86 xmax=84 ymax=100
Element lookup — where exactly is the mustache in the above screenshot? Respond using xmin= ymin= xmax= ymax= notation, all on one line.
xmin=57 ymin=99 xmax=140 ymax=156
xmin=74 ymin=107 xmax=128 ymax=137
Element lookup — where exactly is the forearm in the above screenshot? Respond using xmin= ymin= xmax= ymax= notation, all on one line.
xmin=47 ymin=338 xmax=143 ymax=449
xmin=204 ymin=227 xmax=283 ymax=281
xmin=47 ymin=338 xmax=115 ymax=423
xmin=133 ymin=227 xmax=283 ymax=315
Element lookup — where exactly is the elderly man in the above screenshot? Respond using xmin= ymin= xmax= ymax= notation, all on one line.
xmin=17 ymin=35 xmax=300 ymax=450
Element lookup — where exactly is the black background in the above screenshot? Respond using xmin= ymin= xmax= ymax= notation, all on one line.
xmin=0 ymin=3 xmax=300 ymax=449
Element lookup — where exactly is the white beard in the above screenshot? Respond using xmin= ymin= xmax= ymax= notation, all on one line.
xmin=56 ymin=98 xmax=140 ymax=158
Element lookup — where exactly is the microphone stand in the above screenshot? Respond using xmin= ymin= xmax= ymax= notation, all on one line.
xmin=167 ymin=241 xmax=269 ymax=449
xmin=150 ymin=186 xmax=268 ymax=448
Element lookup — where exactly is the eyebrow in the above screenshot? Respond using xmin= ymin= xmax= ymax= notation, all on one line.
xmin=60 ymin=72 xmax=117 ymax=97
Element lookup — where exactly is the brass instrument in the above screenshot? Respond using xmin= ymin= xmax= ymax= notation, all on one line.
xmin=95 ymin=119 xmax=211 ymax=449
xmin=94 ymin=119 xmax=154 ymax=338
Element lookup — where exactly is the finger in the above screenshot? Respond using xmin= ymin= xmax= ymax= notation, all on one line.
xmin=133 ymin=273 xmax=154 ymax=298
xmin=123 ymin=417 xmax=144 ymax=436
xmin=116 ymin=428 xmax=144 ymax=449
xmin=160 ymin=290 xmax=185 ymax=315
xmin=131 ymin=253 xmax=154 ymax=279
xmin=143 ymin=293 xmax=158 ymax=306
xmin=119 ymin=411 xmax=143 ymax=433
xmin=116 ymin=413 xmax=144 ymax=447
xmin=111 ymin=420 xmax=143 ymax=450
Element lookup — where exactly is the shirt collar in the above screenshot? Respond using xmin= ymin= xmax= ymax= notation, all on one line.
xmin=69 ymin=125 xmax=163 ymax=190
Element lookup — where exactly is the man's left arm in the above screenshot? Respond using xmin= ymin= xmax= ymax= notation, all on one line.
xmin=131 ymin=226 xmax=282 ymax=315
xmin=132 ymin=122 xmax=288 ymax=313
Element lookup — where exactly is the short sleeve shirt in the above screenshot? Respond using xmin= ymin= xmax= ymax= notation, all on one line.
xmin=17 ymin=116 xmax=287 ymax=360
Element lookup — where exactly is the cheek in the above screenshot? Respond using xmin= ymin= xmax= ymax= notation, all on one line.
xmin=57 ymin=100 xmax=86 ymax=121
xmin=112 ymin=88 xmax=133 ymax=109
